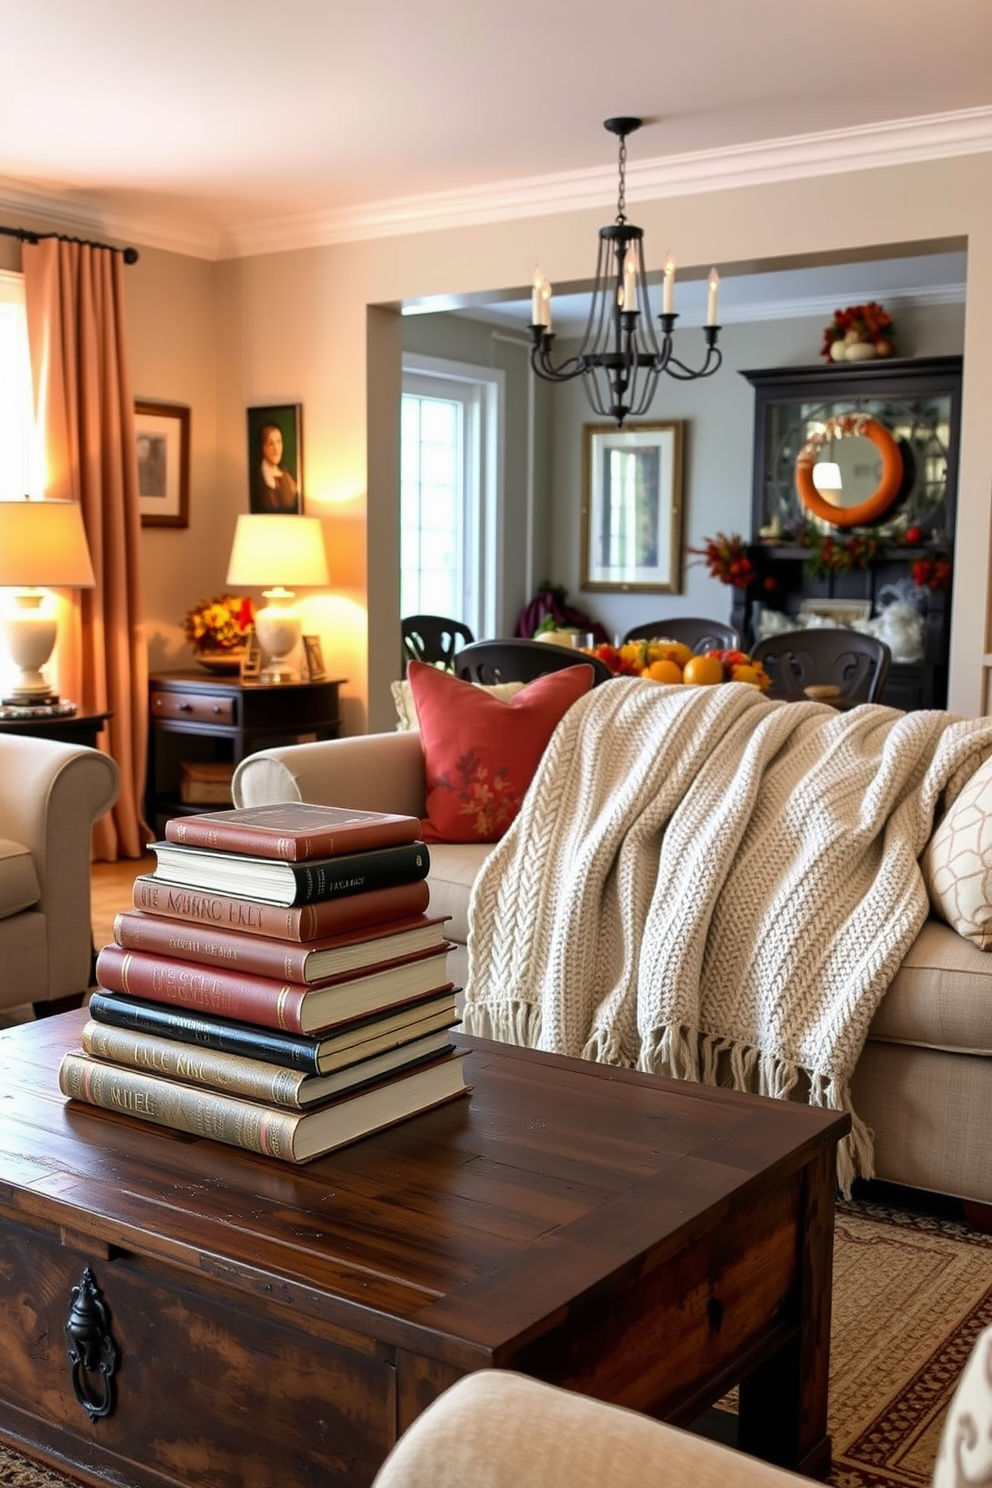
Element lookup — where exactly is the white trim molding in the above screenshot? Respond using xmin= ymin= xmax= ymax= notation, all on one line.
xmin=1 ymin=106 xmax=991 ymax=263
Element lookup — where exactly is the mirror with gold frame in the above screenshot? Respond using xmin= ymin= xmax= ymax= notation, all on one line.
xmin=795 ymin=414 xmax=903 ymax=528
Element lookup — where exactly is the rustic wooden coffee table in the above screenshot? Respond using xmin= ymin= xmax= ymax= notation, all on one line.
xmin=0 ymin=1011 xmax=848 ymax=1488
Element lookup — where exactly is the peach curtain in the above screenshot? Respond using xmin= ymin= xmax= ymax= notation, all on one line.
xmin=22 ymin=238 xmax=147 ymax=860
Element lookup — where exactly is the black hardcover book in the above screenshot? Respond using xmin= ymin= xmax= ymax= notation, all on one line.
xmin=149 ymin=838 xmax=431 ymax=907
xmin=86 ymin=988 xmax=460 ymax=1076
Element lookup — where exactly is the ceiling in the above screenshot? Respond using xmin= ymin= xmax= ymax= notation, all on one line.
xmin=2 ymin=0 xmax=992 ymax=262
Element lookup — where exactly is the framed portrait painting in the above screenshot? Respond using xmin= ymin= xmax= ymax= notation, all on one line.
xmin=580 ymin=421 xmax=684 ymax=593
xmin=135 ymin=402 xmax=190 ymax=528
xmin=247 ymin=404 xmax=303 ymax=514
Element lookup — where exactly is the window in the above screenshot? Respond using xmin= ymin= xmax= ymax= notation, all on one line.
xmin=400 ymin=354 xmax=502 ymax=640
xmin=0 ymin=272 xmax=36 ymax=501
xmin=0 ymin=273 xmax=39 ymax=695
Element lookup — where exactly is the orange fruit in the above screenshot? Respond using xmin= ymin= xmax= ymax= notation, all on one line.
xmin=682 ymin=654 xmax=726 ymax=687
xmin=663 ymin=640 xmax=694 ymax=668
xmin=643 ymin=659 xmax=683 ymax=685
xmin=731 ymin=664 xmax=762 ymax=686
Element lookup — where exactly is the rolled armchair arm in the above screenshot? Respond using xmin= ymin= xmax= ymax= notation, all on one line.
xmin=0 ymin=735 xmax=120 ymax=1001
xmin=372 ymin=1371 xmax=808 ymax=1488
xmin=233 ymin=731 xmax=427 ymax=818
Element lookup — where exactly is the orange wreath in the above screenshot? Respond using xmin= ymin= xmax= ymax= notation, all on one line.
xmin=795 ymin=414 xmax=902 ymax=528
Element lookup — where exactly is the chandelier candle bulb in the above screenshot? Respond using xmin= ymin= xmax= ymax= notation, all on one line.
xmin=707 ymin=268 xmax=720 ymax=326
xmin=623 ymin=253 xmax=638 ymax=312
xmin=541 ymin=281 xmax=553 ymax=330
xmin=531 ymin=270 xmax=543 ymax=326
xmin=663 ymin=257 xmax=676 ymax=314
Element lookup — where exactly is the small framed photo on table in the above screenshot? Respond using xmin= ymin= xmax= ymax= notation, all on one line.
xmin=240 ymin=626 xmax=262 ymax=681
xmin=302 ymin=635 xmax=326 ymax=682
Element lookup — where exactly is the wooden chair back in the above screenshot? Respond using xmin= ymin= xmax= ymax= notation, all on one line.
xmin=455 ymin=638 xmax=615 ymax=687
xmin=401 ymin=614 xmax=475 ymax=673
xmin=622 ymin=617 xmax=740 ymax=652
xmin=751 ymin=629 xmax=892 ymax=704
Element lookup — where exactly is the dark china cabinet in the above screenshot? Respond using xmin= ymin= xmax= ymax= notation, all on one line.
xmin=732 ymin=356 xmax=962 ymax=711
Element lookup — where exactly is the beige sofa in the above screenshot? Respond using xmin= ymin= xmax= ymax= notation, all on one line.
xmin=233 ymin=729 xmax=992 ymax=1210
xmin=0 ymin=733 xmax=120 ymax=1017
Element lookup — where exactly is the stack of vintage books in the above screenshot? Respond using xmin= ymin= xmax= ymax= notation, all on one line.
xmin=59 ymin=802 xmax=469 ymax=1162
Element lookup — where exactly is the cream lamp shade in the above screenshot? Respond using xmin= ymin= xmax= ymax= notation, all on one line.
xmin=812 ymin=461 xmax=843 ymax=504
xmin=0 ymin=498 xmax=96 ymax=701
xmin=226 ymin=513 xmax=330 ymax=683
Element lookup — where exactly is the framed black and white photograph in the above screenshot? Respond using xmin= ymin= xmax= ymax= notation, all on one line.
xmin=302 ymin=634 xmax=326 ymax=682
xmin=135 ymin=401 xmax=190 ymax=528
xmin=580 ymin=421 xmax=684 ymax=593
xmin=247 ymin=403 xmax=303 ymax=514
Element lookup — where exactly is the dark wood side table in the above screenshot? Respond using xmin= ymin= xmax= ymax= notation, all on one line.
xmin=0 ymin=710 xmax=111 ymax=749
xmin=146 ymin=670 xmax=343 ymax=834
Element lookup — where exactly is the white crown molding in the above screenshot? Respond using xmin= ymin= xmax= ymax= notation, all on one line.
xmin=719 ymin=279 xmax=967 ymax=327
xmin=228 ymin=106 xmax=992 ymax=259
xmin=1 ymin=105 xmax=990 ymax=263
xmin=0 ymin=178 xmax=222 ymax=261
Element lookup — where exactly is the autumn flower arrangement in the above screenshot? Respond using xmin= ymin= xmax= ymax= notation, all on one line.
xmin=821 ymin=301 xmax=895 ymax=362
xmin=183 ymin=594 xmax=255 ymax=653
xmin=800 ymin=526 xmax=879 ymax=580
xmin=686 ymin=532 xmax=757 ymax=589
xmin=583 ymin=639 xmax=771 ymax=690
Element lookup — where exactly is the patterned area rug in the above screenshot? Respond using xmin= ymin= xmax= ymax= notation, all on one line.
xmin=0 ymin=1196 xmax=989 ymax=1488
xmin=826 ymin=1196 xmax=992 ymax=1488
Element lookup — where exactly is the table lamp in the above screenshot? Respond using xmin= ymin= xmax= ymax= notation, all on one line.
xmin=0 ymin=497 xmax=96 ymax=703
xmin=226 ymin=514 xmax=330 ymax=683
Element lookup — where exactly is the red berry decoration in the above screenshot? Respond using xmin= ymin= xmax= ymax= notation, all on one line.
xmin=905 ymin=526 xmax=923 ymax=544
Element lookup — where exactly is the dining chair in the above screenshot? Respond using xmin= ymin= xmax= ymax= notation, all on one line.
xmin=751 ymin=629 xmax=892 ymax=704
xmin=621 ymin=617 xmax=741 ymax=652
xmin=401 ymin=614 xmax=475 ymax=673
xmin=455 ymin=638 xmax=615 ymax=687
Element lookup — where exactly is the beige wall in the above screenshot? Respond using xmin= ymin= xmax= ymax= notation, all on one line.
xmin=211 ymin=150 xmax=992 ymax=728
xmin=6 ymin=148 xmax=991 ymax=733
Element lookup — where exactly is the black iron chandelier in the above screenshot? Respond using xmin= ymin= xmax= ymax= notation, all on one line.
xmin=529 ymin=117 xmax=722 ymax=428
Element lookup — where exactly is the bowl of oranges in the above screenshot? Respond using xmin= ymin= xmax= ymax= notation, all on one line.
xmin=582 ymin=639 xmax=772 ymax=690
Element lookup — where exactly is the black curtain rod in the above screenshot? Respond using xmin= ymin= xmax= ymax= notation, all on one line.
xmin=0 ymin=223 xmax=139 ymax=263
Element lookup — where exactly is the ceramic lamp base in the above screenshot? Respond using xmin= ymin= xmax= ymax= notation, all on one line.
xmin=255 ymin=587 xmax=302 ymax=684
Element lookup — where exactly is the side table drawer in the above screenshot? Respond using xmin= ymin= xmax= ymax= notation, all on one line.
xmin=150 ymin=688 xmax=236 ymax=725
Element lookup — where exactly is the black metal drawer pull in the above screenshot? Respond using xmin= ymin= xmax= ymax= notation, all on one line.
xmin=65 ymin=1266 xmax=118 ymax=1421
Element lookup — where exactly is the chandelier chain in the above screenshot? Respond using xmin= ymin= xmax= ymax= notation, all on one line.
xmin=616 ymin=134 xmax=627 ymax=224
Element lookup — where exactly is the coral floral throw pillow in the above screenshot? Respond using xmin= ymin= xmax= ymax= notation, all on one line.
xmin=407 ymin=659 xmax=595 ymax=843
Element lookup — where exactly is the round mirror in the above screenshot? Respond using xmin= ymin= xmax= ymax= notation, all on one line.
xmin=795 ymin=414 xmax=903 ymax=527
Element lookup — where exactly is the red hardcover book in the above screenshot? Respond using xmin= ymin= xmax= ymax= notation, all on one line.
xmin=94 ymin=942 xmax=455 ymax=1035
xmin=131 ymin=873 xmax=431 ymax=942
xmin=113 ymin=909 xmax=450 ymax=985
xmin=163 ymin=803 xmax=421 ymax=861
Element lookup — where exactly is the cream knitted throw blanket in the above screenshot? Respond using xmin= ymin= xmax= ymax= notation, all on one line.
xmin=462 ymin=680 xmax=992 ymax=1191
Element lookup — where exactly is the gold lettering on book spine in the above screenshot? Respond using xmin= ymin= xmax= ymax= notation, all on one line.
xmin=60 ymin=1055 xmax=297 ymax=1158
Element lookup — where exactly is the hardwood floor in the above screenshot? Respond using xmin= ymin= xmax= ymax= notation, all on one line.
xmin=91 ymin=853 xmax=155 ymax=950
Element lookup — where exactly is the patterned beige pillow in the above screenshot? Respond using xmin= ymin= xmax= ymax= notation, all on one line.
xmin=390 ymin=677 xmax=525 ymax=731
xmin=933 ymin=1324 xmax=992 ymax=1488
xmin=922 ymin=752 xmax=992 ymax=949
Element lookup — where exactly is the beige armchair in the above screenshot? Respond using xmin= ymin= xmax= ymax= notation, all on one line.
xmin=0 ymin=734 xmax=120 ymax=1018
xmin=371 ymin=1371 xmax=804 ymax=1488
